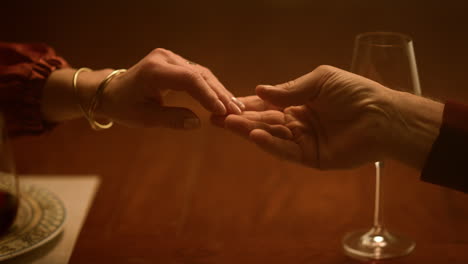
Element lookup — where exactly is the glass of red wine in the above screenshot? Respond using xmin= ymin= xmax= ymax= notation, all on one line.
xmin=0 ymin=114 xmax=19 ymax=235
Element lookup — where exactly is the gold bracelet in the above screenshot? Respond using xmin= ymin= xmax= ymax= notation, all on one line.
xmin=72 ymin=67 xmax=94 ymax=124
xmin=87 ymin=69 xmax=127 ymax=130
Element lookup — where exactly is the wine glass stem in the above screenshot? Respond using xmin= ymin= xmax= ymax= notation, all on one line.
xmin=373 ymin=161 xmax=384 ymax=229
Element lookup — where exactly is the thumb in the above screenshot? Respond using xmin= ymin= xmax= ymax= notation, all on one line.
xmin=256 ymin=80 xmax=314 ymax=107
xmin=256 ymin=66 xmax=331 ymax=107
xmin=152 ymin=106 xmax=200 ymax=130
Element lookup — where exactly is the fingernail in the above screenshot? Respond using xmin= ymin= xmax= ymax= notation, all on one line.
xmin=231 ymin=97 xmax=245 ymax=110
xmin=229 ymin=102 xmax=242 ymax=115
xmin=183 ymin=118 xmax=200 ymax=129
xmin=214 ymin=100 xmax=227 ymax=115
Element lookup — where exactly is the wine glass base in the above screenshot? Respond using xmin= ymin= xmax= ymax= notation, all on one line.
xmin=342 ymin=227 xmax=415 ymax=261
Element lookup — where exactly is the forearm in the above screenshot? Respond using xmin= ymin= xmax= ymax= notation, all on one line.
xmin=41 ymin=68 xmax=113 ymax=123
xmin=388 ymin=90 xmax=444 ymax=169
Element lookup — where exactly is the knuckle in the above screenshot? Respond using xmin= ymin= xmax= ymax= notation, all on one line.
xmin=181 ymin=69 xmax=202 ymax=84
xmin=139 ymin=58 xmax=163 ymax=77
xmin=150 ymin=48 xmax=173 ymax=59
xmin=201 ymin=66 xmax=213 ymax=75
xmin=315 ymin=64 xmax=336 ymax=74
xmin=152 ymin=48 xmax=169 ymax=55
xmin=314 ymin=65 xmax=340 ymax=90
xmin=142 ymin=57 xmax=160 ymax=69
xmin=284 ymin=80 xmax=296 ymax=89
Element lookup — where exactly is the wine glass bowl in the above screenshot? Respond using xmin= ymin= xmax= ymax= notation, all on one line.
xmin=350 ymin=32 xmax=421 ymax=96
xmin=342 ymin=32 xmax=419 ymax=260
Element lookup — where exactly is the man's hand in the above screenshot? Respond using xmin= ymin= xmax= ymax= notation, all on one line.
xmin=218 ymin=65 xmax=424 ymax=169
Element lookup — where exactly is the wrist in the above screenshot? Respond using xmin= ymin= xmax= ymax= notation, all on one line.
xmin=42 ymin=68 xmax=81 ymax=122
xmin=42 ymin=68 xmax=116 ymax=123
xmin=387 ymin=90 xmax=444 ymax=169
xmin=77 ymin=69 xmax=114 ymax=118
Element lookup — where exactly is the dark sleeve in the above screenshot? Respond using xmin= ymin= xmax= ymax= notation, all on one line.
xmin=421 ymin=100 xmax=468 ymax=193
xmin=0 ymin=42 xmax=69 ymax=137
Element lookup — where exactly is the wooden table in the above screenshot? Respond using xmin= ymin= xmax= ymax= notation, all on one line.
xmin=4 ymin=1 xmax=468 ymax=263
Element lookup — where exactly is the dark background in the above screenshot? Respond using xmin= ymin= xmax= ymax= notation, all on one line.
xmin=3 ymin=0 xmax=468 ymax=100
xmin=1 ymin=1 xmax=468 ymax=263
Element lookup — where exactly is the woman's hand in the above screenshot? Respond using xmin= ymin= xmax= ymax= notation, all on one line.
xmin=43 ymin=48 xmax=244 ymax=130
xmin=99 ymin=48 xmax=244 ymax=129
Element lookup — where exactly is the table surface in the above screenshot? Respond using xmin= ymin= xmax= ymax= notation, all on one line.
xmin=3 ymin=1 xmax=468 ymax=263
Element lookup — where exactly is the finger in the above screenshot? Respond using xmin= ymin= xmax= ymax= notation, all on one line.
xmin=192 ymin=64 xmax=244 ymax=114
xmin=167 ymin=52 xmax=243 ymax=114
xmin=231 ymin=97 xmax=246 ymax=110
xmin=240 ymin=110 xmax=286 ymax=125
xmin=149 ymin=106 xmax=201 ymax=130
xmin=225 ymin=114 xmax=292 ymax=139
xmin=208 ymin=97 xmax=276 ymax=128
xmin=170 ymin=64 xmax=227 ymax=115
xmin=237 ymin=96 xmax=282 ymax=111
xmin=256 ymin=82 xmax=311 ymax=108
xmin=209 ymin=110 xmax=284 ymax=129
xmin=249 ymin=129 xmax=302 ymax=162
xmin=255 ymin=65 xmax=338 ymax=107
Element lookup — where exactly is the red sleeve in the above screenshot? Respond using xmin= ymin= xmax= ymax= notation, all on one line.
xmin=421 ymin=100 xmax=468 ymax=193
xmin=0 ymin=42 xmax=69 ymax=136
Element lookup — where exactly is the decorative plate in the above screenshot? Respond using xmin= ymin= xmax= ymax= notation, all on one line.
xmin=0 ymin=184 xmax=66 ymax=261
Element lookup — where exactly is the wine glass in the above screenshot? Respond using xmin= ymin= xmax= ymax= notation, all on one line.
xmin=0 ymin=114 xmax=19 ymax=235
xmin=342 ymin=32 xmax=419 ymax=260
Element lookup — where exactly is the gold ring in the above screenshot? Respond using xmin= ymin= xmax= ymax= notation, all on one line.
xmin=186 ymin=60 xmax=197 ymax=65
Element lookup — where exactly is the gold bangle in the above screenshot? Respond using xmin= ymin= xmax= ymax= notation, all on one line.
xmin=87 ymin=69 xmax=127 ymax=130
xmin=72 ymin=67 xmax=94 ymax=124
